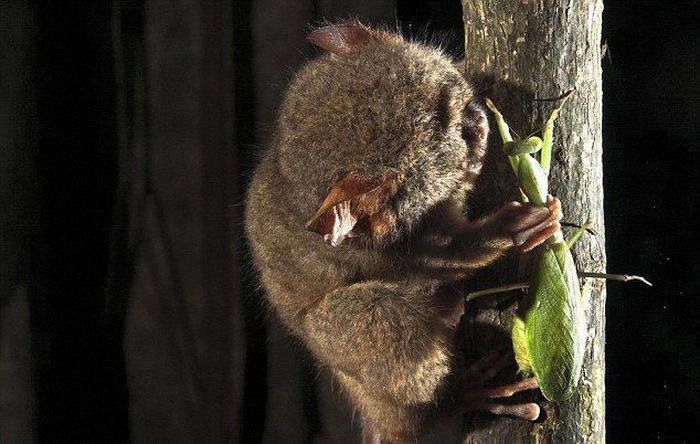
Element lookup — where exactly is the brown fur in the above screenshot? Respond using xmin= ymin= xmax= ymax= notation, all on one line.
xmin=246 ymin=22 xmax=555 ymax=442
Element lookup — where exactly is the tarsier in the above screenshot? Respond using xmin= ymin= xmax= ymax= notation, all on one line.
xmin=246 ymin=23 xmax=564 ymax=443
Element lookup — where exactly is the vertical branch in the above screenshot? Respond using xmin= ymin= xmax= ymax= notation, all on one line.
xmin=461 ymin=1 xmax=606 ymax=442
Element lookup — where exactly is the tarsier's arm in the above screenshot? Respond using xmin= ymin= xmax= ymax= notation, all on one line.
xmin=404 ymin=199 xmax=562 ymax=281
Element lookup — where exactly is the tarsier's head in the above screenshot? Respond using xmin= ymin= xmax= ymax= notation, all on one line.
xmin=275 ymin=22 xmax=488 ymax=247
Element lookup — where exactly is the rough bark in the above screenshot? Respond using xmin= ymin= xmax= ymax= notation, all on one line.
xmin=460 ymin=1 xmax=606 ymax=442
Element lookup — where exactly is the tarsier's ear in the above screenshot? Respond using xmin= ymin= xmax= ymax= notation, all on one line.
xmin=308 ymin=23 xmax=375 ymax=54
xmin=305 ymin=172 xmax=397 ymax=247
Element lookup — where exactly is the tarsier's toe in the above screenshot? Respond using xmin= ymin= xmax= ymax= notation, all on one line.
xmin=479 ymin=377 xmax=540 ymax=421
xmin=464 ymin=352 xmax=541 ymax=421
xmin=481 ymin=376 xmax=539 ymax=398
xmin=485 ymin=401 xmax=541 ymax=421
xmin=518 ymin=221 xmax=561 ymax=252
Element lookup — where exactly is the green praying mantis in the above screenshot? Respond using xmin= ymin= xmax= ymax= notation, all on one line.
xmin=468 ymin=92 xmax=651 ymax=402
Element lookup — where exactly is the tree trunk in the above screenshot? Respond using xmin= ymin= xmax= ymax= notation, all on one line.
xmin=460 ymin=1 xmax=606 ymax=442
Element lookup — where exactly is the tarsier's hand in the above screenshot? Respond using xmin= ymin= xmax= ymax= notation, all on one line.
xmin=496 ymin=196 xmax=562 ymax=252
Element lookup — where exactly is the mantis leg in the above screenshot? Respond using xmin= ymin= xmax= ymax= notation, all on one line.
xmin=540 ymin=89 xmax=574 ymax=176
xmin=578 ymin=272 xmax=653 ymax=286
xmin=484 ymin=98 xmax=514 ymax=144
xmin=565 ymin=219 xmax=593 ymax=248
xmin=466 ymin=270 xmax=652 ymax=303
xmin=465 ymin=283 xmax=529 ymax=302
xmin=484 ymin=98 xmax=521 ymax=176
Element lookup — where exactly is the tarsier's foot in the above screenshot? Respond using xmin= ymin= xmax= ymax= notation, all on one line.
xmin=463 ymin=349 xmax=540 ymax=421
xmin=497 ymin=196 xmax=562 ymax=253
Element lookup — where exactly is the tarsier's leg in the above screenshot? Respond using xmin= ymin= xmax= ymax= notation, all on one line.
xmin=356 ymin=349 xmax=540 ymax=443
xmin=309 ymin=280 xmax=539 ymax=443
xmin=305 ymin=282 xmax=453 ymax=442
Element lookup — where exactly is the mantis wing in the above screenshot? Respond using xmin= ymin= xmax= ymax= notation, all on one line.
xmin=523 ymin=243 xmax=585 ymax=401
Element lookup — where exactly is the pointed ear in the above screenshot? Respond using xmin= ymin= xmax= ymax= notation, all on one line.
xmin=308 ymin=23 xmax=375 ymax=54
xmin=305 ymin=172 xmax=397 ymax=246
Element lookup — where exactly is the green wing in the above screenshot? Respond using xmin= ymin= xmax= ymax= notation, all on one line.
xmin=523 ymin=243 xmax=585 ymax=401
xmin=512 ymin=312 xmax=531 ymax=373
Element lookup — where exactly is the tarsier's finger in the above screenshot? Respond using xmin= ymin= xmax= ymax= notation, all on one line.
xmin=499 ymin=202 xmax=551 ymax=234
xmin=545 ymin=195 xmax=562 ymax=220
xmin=483 ymin=402 xmax=541 ymax=421
xmin=499 ymin=197 xmax=562 ymax=233
xmin=518 ymin=221 xmax=562 ymax=252
xmin=481 ymin=376 xmax=539 ymax=398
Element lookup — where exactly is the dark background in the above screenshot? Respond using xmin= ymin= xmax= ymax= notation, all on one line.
xmin=1 ymin=0 xmax=697 ymax=442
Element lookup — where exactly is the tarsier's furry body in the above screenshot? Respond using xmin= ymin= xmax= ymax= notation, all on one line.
xmin=246 ymin=23 xmax=561 ymax=443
